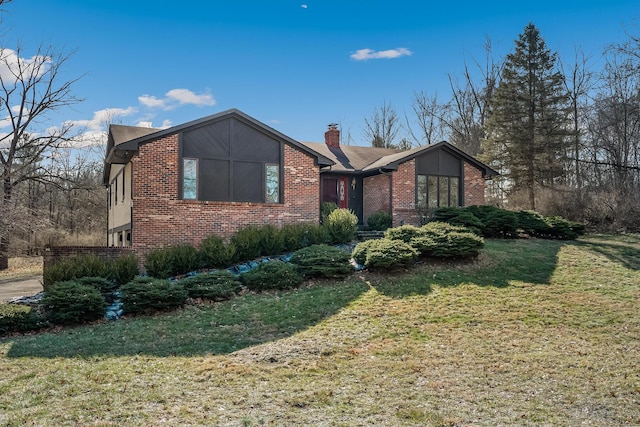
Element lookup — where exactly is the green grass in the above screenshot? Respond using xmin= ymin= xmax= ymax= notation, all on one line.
xmin=1 ymin=235 xmax=639 ymax=426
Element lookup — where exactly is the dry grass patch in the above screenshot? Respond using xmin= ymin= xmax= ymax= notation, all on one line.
xmin=0 ymin=257 xmax=43 ymax=280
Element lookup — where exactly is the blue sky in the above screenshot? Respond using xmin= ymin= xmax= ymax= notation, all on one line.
xmin=3 ymin=0 xmax=639 ymax=147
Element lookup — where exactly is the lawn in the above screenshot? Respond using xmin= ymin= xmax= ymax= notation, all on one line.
xmin=1 ymin=235 xmax=639 ymax=426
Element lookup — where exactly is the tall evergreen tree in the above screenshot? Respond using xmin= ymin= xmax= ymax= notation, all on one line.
xmin=482 ymin=23 xmax=571 ymax=210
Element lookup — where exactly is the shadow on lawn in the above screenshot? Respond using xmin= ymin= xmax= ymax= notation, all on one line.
xmin=575 ymin=236 xmax=640 ymax=271
xmin=374 ymin=239 xmax=565 ymax=299
xmin=5 ymin=281 xmax=369 ymax=359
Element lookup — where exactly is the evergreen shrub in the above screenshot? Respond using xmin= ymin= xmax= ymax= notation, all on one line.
xmin=384 ymin=224 xmax=422 ymax=243
xmin=467 ymin=205 xmax=518 ymax=238
xmin=145 ymin=244 xmax=200 ymax=279
xmin=432 ymin=207 xmax=484 ymax=236
xmin=516 ymin=210 xmax=552 ymax=237
xmin=258 ymin=224 xmax=286 ymax=256
xmin=354 ymin=239 xmax=417 ymax=270
xmin=120 ymin=278 xmax=188 ymax=314
xmin=241 ymin=261 xmax=303 ymax=291
xmin=112 ymin=254 xmax=139 ymax=286
xmin=320 ymin=202 xmax=338 ymax=223
xmin=75 ymin=276 xmax=118 ymax=303
xmin=231 ymin=225 xmax=264 ymax=262
xmin=367 ymin=210 xmax=392 ymax=231
xmin=325 ymin=208 xmax=358 ymax=243
xmin=199 ymin=235 xmax=236 ymax=268
xmin=290 ymin=244 xmax=353 ymax=279
xmin=417 ymin=222 xmax=484 ymax=258
xmin=42 ymin=281 xmax=107 ymax=325
xmin=43 ymin=254 xmax=111 ymax=290
xmin=0 ymin=304 xmax=47 ymax=335
xmin=179 ymin=271 xmax=242 ymax=301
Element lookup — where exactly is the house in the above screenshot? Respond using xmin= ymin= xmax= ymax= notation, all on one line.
xmin=103 ymin=108 xmax=496 ymax=255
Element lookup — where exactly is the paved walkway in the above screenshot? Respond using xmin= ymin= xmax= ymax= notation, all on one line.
xmin=0 ymin=276 xmax=43 ymax=302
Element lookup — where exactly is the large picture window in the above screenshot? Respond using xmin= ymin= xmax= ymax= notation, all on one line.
xmin=417 ymin=175 xmax=460 ymax=209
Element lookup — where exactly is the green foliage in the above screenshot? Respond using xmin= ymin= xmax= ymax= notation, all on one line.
xmin=120 ymin=278 xmax=188 ymax=314
xmin=258 ymin=224 xmax=286 ymax=256
xmin=544 ymin=216 xmax=581 ymax=240
xmin=432 ymin=207 xmax=483 ymax=236
xmin=112 ymin=254 xmax=139 ymax=286
xmin=325 ymin=208 xmax=358 ymax=244
xmin=144 ymin=244 xmax=200 ymax=279
xmin=354 ymin=239 xmax=417 ymax=270
xmin=516 ymin=210 xmax=552 ymax=237
xmin=289 ymin=244 xmax=353 ymax=279
xmin=384 ymin=224 xmax=422 ymax=243
xmin=178 ymin=271 xmax=242 ymax=301
xmin=241 ymin=261 xmax=303 ymax=291
xmin=43 ymin=254 xmax=111 ymax=290
xmin=42 ymin=281 xmax=107 ymax=325
xmin=367 ymin=210 xmax=392 ymax=231
xmin=320 ymin=202 xmax=338 ymax=223
xmin=231 ymin=225 xmax=264 ymax=262
xmin=75 ymin=276 xmax=118 ymax=303
xmin=305 ymin=223 xmax=331 ymax=245
xmin=199 ymin=235 xmax=236 ymax=268
xmin=468 ymin=205 xmax=518 ymax=238
xmin=0 ymin=304 xmax=47 ymax=335
xmin=417 ymin=222 xmax=484 ymax=258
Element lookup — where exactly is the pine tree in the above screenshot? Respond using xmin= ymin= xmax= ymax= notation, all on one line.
xmin=482 ymin=23 xmax=571 ymax=210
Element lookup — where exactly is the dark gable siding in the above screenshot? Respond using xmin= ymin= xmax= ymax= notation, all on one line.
xmin=181 ymin=117 xmax=282 ymax=203
xmin=415 ymin=148 xmax=461 ymax=176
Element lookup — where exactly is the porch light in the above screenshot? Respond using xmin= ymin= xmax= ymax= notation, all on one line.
xmin=351 ymin=177 xmax=356 ymax=190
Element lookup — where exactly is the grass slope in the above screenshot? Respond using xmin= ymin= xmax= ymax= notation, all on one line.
xmin=1 ymin=235 xmax=639 ymax=426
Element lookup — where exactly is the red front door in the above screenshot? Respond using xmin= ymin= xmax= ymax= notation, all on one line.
xmin=337 ymin=176 xmax=349 ymax=209
xmin=322 ymin=176 xmax=349 ymax=209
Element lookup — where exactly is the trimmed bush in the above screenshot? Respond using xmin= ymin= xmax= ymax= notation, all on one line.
xmin=231 ymin=225 xmax=264 ymax=262
xmin=432 ymin=207 xmax=484 ymax=236
xmin=352 ymin=239 xmax=378 ymax=265
xmin=258 ymin=224 xmax=286 ymax=256
xmin=120 ymin=278 xmax=188 ymax=314
xmin=145 ymin=244 xmax=200 ymax=279
xmin=42 ymin=281 xmax=107 ymax=325
xmin=544 ymin=216 xmax=581 ymax=240
xmin=325 ymin=208 xmax=358 ymax=244
xmin=241 ymin=261 xmax=303 ymax=291
xmin=0 ymin=304 xmax=47 ymax=335
xmin=75 ymin=276 xmax=118 ymax=303
xmin=43 ymin=254 xmax=111 ymax=290
xmin=199 ymin=235 xmax=236 ymax=268
xmin=112 ymin=254 xmax=139 ymax=286
xmin=516 ymin=210 xmax=552 ymax=237
xmin=320 ymin=202 xmax=338 ymax=223
xmin=467 ymin=205 xmax=518 ymax=238
xmin=355 ymin=239 xmax=417 ymax=270
xmin=179 ymin=271 xmax=242 ymax=301
xmin=305 ymin=223 xmax=331 ymax=245
xmin=416 ymin=222 xmax=484 ymax=258
xmin=290 ymin=244 xmax=353 ymax=279
xmin=384 ymin=224 xmax=422 ymax=243
xmin=367 ymin=210 xmax=392 ymax=231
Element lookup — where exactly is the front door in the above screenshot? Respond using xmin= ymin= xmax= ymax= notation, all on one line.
xmin=322 ymin=176 xmax=349 ymax=209
xmin=337 ymin=176 xmax=349 ymax=209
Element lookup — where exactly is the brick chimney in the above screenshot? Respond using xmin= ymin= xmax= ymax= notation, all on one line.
xmin=324 ymin=123 xmax=340 ymax=148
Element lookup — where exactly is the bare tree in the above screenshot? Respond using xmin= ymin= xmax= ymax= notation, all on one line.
xmin=407 ymin=91 xmax=446 ymax=146
xmin=0 ymin=44 xmax=81 ymax=269
xmin=363 ymin=101 xmax=402 ymax=149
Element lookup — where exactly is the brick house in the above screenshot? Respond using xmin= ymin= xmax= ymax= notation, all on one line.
xmin=103 ymin=108 xmax=496 ymax=255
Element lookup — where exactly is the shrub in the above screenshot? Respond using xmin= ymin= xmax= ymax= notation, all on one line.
xmin=305 ymin=223 xmax=330 ymax=245
xmin=199 ymin=235 xmax=236 ymax=268
xmin=325 ymin=208 xmax=358 ymax=244
xmin=120 ymin=278 xmax=188 ymax=314
xmin=0 ymin=304 xmax=47 ymax=335
xmin=367 ymin=210 xmax=392 ymax=231
xmin=178 ymin=270 xmax=242 ymax=301
xmin=417 ymin=222 xmax=484 ymax=258
xmin=42 ymin=281 xmax=107 ymax=325
xmin=145 ymin=244 xmax=200 ymax=279
xmin=320 ymin=202 xmax=338 ymax=223
xmin=516 ymin=210 xmax=552 ymax=237
xmin=432 ymin=207 xmax=484 ymax=236
xmin=351 ymin=239 xmax=378 ymax=265
xmin=43 ymin=254 xmax=111 ymax=290
xmin=355 ymin=238 xmax=417 ymax=270
xmin=384 ymin=224 xmax=422 ymax=243
xmin=467 ymin=205 xmax=518 ymax=238
xmin=544 ymin=216 xmax=583 ymax=240
xmin=112 ymin=254 xmax=139 ymax=286
xmin=75 ymin=276 xmax=118 ymax=303
xmin=241 ymin=261 xmax=303 ymax=291
xmin=231 ymin=225 xmax=264 ymax=262
xmin=290 ymin=244 xmax=353 ymax=279
xmin=258 ymin=224 xmax=286 ymax=256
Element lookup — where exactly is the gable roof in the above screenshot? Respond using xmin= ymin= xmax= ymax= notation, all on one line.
xmin=103 ymin=109 xmax=335 ymax=185
xmin=303 ymin=140 xmax=498 ymax=177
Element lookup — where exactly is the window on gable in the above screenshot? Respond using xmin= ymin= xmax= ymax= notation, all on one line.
xmin=265 ymin=164 xmax=280 ymax=203
xmin=183 ymin=158 xmax=198 ymax=200
xmin=417 ymin=175 xmax=460 ymax=209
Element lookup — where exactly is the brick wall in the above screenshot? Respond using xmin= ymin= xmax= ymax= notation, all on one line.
xmin=131 ymin=135 xmax=320 ymax=260
xmin=363 ymin=174 xmax=391 ymax=221
xmin=390 ymin=160 xmax=423 ymax=226
xmin=463 ymin=161 xmax=486 ymax=206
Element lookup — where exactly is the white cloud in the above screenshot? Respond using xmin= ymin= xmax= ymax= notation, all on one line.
xmin=301 ymin=4 xmax=308 ymax=8
xmin=0 ymin=48 xmax=51 ymax=83
xmin=138 ymin=88 xmax=216 ymax=111
xmin=350 ymin=47 xmax=413 ymax=61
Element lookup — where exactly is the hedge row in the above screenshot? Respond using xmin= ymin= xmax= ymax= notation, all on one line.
xmin=431 ymin=206 xmax=586 ymax=240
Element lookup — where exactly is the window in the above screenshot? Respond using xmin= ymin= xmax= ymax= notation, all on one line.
xmin=265 ymin=164 xmax=279 ymax=203
xmin=417 ymin=175 xmax=460 ymax=208
xmin=183 ymin=158 xmax=198 ymax=199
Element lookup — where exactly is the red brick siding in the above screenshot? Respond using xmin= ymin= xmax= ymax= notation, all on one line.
xmin=131 ymin=135 xmax=320 ymax=259
xmin=363 ymin=174 xmax=391 ymax=221
xmin=463 ymin=161 xmax=485 ymax=206
xmin=390 ymin=160 xmax=423 ymax=226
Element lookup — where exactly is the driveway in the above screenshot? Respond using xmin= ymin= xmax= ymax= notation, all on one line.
xmin=0 ymin=276 xmax=43 ymax=302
